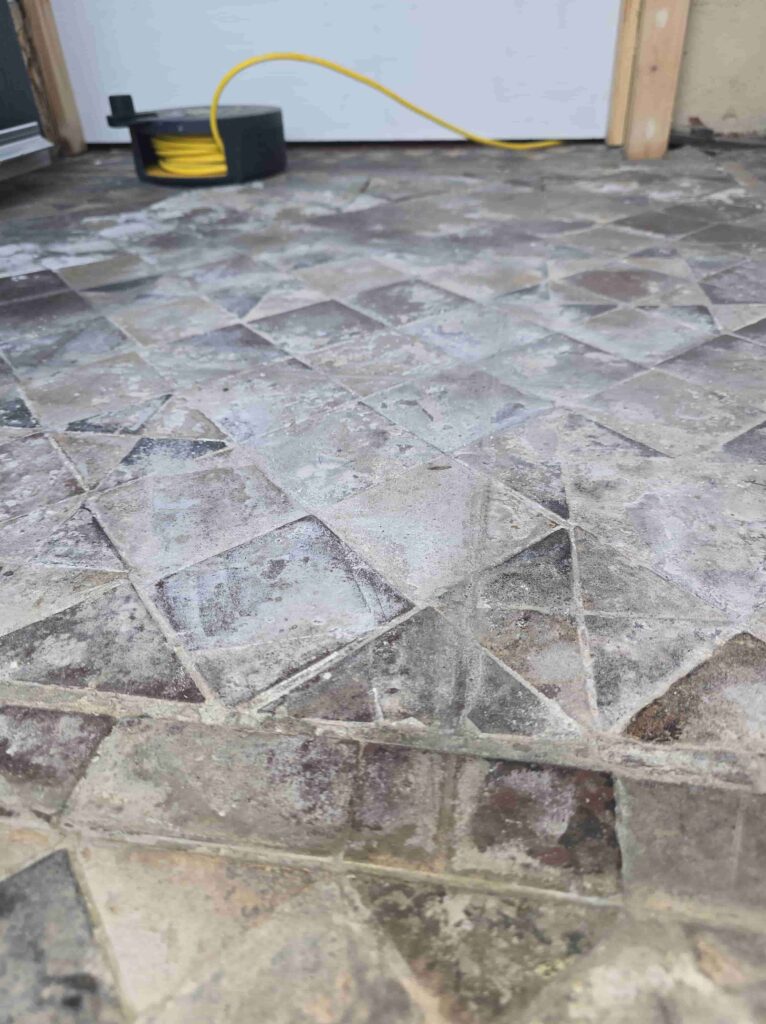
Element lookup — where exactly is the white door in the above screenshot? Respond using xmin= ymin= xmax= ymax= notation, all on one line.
xmin=52 ymin=0 xmax=621 ymax=145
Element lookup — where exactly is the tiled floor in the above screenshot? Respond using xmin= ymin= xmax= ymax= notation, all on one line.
xmin=1 ymin=142 xmax=766 ymax=1022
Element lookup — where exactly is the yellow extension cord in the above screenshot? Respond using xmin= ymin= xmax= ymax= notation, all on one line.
xmin=148 ymin=52 xmax=560 ymax=179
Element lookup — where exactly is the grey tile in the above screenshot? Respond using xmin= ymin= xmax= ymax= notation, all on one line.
xmin=190 ymin=358 xmax=352 ymax=443
xmin=0 ymin=851 xmax=122 ymax=1022
xmin=0 ymin=706 xmax=113 ymax=816
xmin=626 ymin=632 xmax=766 ymax=749
xmin=97 ymin=436 xmax=227 ymax=491
xmin=0 ymin=269 xmax=67 ymax=304
xmin=451 ymin=758 xmax=620 ymax=894
xmin=581 ymin=370 xmax=764 ymax=456
xmin=249 ymin=402 xmax=436 ymax=507
xmin=347 ymin=744 xmax=449 ymax=869
xmin=306 ymin=328 xmax=455 ymax=396
xmin=661 ymin=334 xmax=766 ymax=410
xmin=353 ymin=874 xmax=618 ymax=1024
xmin=0 ymin=289 xmax=95 ymax=341
xmin=566 ymin=456 xmax=766 ymax=617
xmin=252 ymin=299 xmax=383 ymax=355
xmin=702 ymin=260 xmax=766 ymax=303
xmin=569 ymin=306 xmax=716 ymax=364
xmin=67 ymin=718 xmax=357 ymax=854
xmin=716 ymin=419 xmax=766 ymax=462
xmin=353 ymin=279 xmax=470 ymax=326
xmin=92 ymin=451 xmax=298 ymax=577
xmin=0 ymin=433 xmax=82 ymax=521
xmin=323 ymin=461 xmax=555 ymax=601
xmin=586 ymin=615 xmax=726 ymax=730
xmin=2 ymin=318 xmax=134 ymax=383
xmin=367 ymin=366 xmax=548 ymax=450
xmin=111 ymin=295 xmax=236 ymax=344
xmin=24 ymin=352 xmax=170 ymax=431
xmin=142 ymin=323 xmax=285 ymax=388
xmin=480 ymin=332 xmax=642 ymax=401
xmin=0 ymin=582 xmax=203 ymax=702
xmin=563 ymin=266 xmax=703 ymax=304
xmin=35 ymin=507 xmax=124 ymax=570
xmin=155 ymin=515 xmax=411 ymax=704
xmin=404 ymin=305 xmax=550 ymax=361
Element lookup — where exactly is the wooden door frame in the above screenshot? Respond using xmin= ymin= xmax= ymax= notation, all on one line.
xmin=608 ymin=0 xmax=693 ymax=160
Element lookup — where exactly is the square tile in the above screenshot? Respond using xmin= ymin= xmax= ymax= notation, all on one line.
xmin=0 ymin=289 xmax=95 ymax=342
xmin=0 ymin=433 xmax=82 ymax=521
xmin=154 ymin=515 xmax=411 ymax=703
xmin=92 ymin=450 xmax=298 ymax=577
xmin=24 ymin=352 xmax=171 ymax=430
xmin=2 ymin=317 xmax=134 ymax=384
xmin=353 ymin=279 xmax=470 ymax=326
xmin=249 ymin=402 xmax=437 ymax=507
xmin=142 ymin=323 xmax=285 ymax=388
xmin=306 ymin=328 xmax=455 ymax=396
xmin=404 ymin=305 xmax=550 ymax=361
xmin=190 ymin=358 xmax=352 ymax=443
xmin=367 ymin=366 xmax=548 ymax=450
xmin=568 ymin=306 xmax=716 ymax=364
xmin=581 ymin=369 xmax=764 ymax=456
xmin=0 ymin=270 xmax=67 ymax=305
xmin=67 ymin=718 xmax=358 ymax=854
xmin=323 ymin=460 xmax=555 ymax=600
xmin=451 ymin=757 xmax=620 ymax=894
xmin=252 ymin=299 xmax=383 ymax=355
xmin=660 ymin=334 xmax=766 ymax=410
xmin=480 ymin=332 xmax=642 ymax=401
xmin=702 ymin=260 xmax=766 ymax=303
xmin=297 ymin=256 xmax=407 ymax=297
xmin=111 ymin=295 xmax=236 ymax=345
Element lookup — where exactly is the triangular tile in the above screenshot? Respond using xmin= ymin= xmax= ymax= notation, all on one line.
xmin=0 ymin=851 xmax=122 ymax=1022
xmin=97 ymin=436 xmax=227 ymax=490
xmin=35 ymin=507 xmax=123 ymax=570
xmin=140 ymin=397 xmax=227 ymax=440
xmin=266 ymin=607 xmax=470 ymax=728
xmin=0 ymin=581 xmax=203 ymax=702
xmin=585 ymin=614 xmax=726 ymax=729
xmin=66 ymin=394 xmax=169 ymax=434
xmin=625 ymin=631 xmax=766 ymax=748
xmin=437 ymin=529 xmax=574 ymax=615
xmin=467 ymin=653 xmax=581 ymax=737
xmin=55 ymin=432 xmax=136 ymax=487
xmin=575 ymin=529 xmax=726 ymax=619
xmin=0 ymin=564 xmax=119 ymax=636
xmin=0 ymin=498 xmax=82 ymax=562
xmin=79 ymin=843 xmax=312 ymax=1017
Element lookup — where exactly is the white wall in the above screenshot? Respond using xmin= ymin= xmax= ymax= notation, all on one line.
xmin=52 ymin=0 xmax=621 ymax=145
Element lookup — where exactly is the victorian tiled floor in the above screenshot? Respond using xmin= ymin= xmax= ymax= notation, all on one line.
xmin=1 ymin=142 xmax=766 ymax=1022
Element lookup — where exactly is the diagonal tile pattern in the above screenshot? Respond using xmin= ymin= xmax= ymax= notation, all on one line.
xmin=2 ymin=143 xmax=766 ymax=1020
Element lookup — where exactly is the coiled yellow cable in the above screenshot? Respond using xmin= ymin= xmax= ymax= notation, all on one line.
xmin=147 ymin=52 xmax=560 ymax=179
